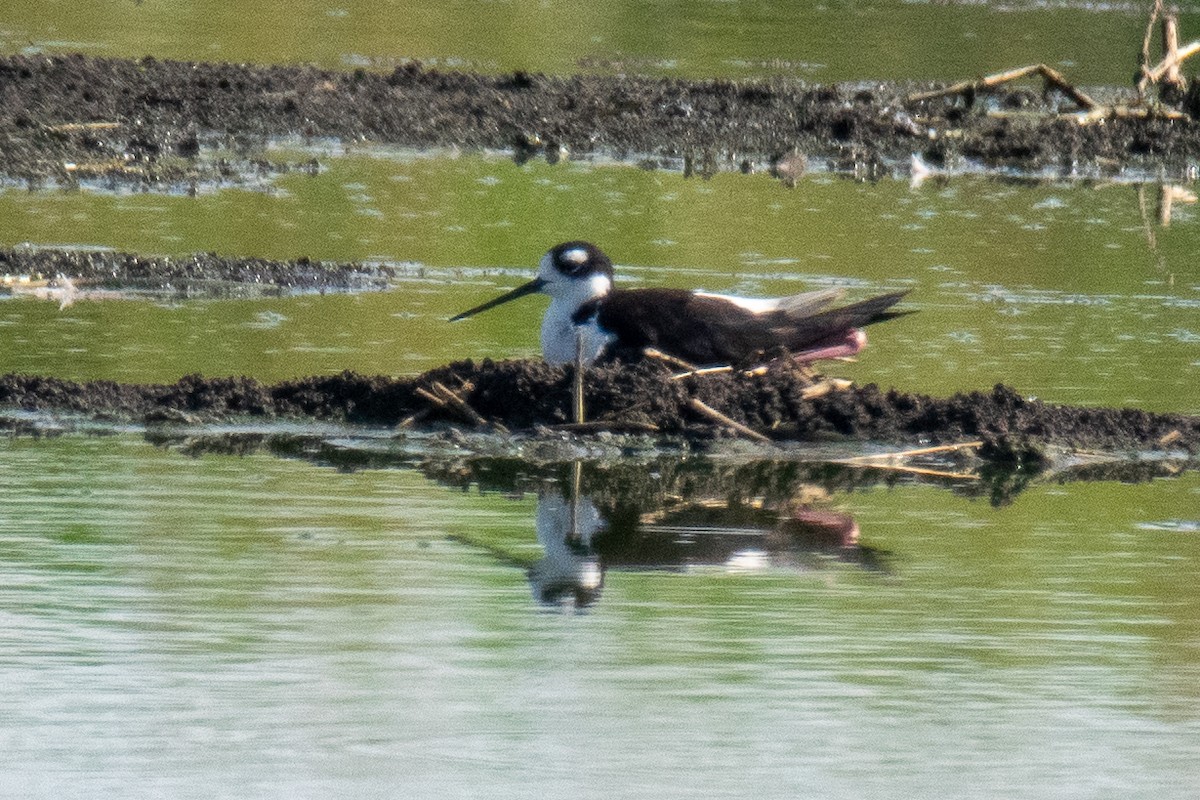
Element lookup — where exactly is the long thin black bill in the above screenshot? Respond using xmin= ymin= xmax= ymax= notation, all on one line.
xmin=449 ymin=277 xmax=547 ymax=321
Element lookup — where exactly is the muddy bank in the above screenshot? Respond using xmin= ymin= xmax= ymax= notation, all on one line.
xmin=2 ymin=53 xmax=1199 ymax=187
xmin=2 ymin=360 xmax=1197 ymax=458
xmin=1 ymin=246 xmax=402 ymax=297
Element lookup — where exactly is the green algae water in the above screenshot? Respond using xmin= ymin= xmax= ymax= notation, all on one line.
xmin=0 ymin=0 xmax=1170 ymax=84
xmin=2 ymin=436 xmax=1198 ymax=798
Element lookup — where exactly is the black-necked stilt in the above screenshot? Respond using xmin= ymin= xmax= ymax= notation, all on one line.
xmin=451 ymin=241 xmax=909 ymax=367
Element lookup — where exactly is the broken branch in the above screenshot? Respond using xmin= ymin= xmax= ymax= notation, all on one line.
xmin=1143 ymin=40 xmax=1200 ymax=87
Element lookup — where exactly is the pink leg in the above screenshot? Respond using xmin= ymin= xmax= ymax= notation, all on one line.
xmin=792 ymin=329 xmax=867 ymax=363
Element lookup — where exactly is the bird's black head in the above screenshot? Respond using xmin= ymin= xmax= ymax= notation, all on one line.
xmin=449 ymin=240 xmax=615 ymax=323
xmin=546 ymin=241 xmax=614 ymax=281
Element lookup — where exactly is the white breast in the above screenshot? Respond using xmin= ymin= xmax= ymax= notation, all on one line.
xmin=537 ymin=271 xmax=615 ymax=365
xmin=540 ymin=300 xmax=614 ymax=365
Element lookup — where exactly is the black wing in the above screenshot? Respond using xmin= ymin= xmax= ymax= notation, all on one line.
xmin=592 ymin=288 xmax=910 ymax=366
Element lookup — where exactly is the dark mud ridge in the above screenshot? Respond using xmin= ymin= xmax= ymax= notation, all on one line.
xmin=3 ymin=360 xmax=1197 ymax=462
xmin=3 ymin=53 xmax=1200 ymax=187
xmin=1 ymin=246 xmax=399 ymax=297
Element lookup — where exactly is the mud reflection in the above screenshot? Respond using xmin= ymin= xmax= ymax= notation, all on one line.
xmin=137 ymin=428 xmax=1194 ymax=507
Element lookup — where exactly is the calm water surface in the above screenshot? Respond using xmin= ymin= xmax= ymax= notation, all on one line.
xmin=3 ymin=3 xmax=1200 ymax=797
xmin=0 ymin=0 xmax=1178 ymax=84
xmin=2 ymin=437 xmax=1199 ymax=798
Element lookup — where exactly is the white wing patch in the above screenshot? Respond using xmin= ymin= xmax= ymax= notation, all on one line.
xmin=692 ymin=291 xmax=782 ymax=315
xmin=694 ymin=287 xmax=845 ymax=317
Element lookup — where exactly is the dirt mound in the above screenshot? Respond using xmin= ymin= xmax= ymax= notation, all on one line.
xmin=0 ymin=247 xmax=396 ymax=296
xmin=2 ymin=54 xmax=1198 ymax=186
xmin=2 ymin=360 xmax=1196 ymax=457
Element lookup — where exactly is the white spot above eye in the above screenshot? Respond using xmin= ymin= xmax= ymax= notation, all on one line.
xmin=562 ymin=247 xmax=588 ymax=264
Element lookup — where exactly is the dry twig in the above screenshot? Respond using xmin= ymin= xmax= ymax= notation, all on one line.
xmin=687 ymin=398 xmax=771 ymax=443
xmin=573 ymin=332 xmax=586 ymax=425
xmin=549 ymin=420 xmax=661 ymax=434
xmin=398 ymin=407 xmax=432 ymax=429
xmin=1158 ymin=429 xmax=1183 ymax=446
xmin=416 ymin=381 xmax=489 ymax=427
xmin=44 ymin=122 xmax=122 ymax=132
xmin=670 ymin=365 xmax=733 ymax=381
xmin=1138 ymin=0 xmax=1199 ymax=95
xmin=800 ymin=378 xmax=853 ymax=400
xmin=642 ymin=347 xmax=698 ymax=372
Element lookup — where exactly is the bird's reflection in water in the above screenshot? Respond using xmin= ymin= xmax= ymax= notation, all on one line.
xmin=529 ymin=482 xmax=883 ymax=611
xmin=530 ymin=491 xmax=607 ymax=608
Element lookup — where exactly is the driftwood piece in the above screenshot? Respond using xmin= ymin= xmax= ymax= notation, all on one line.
xmin=398 ymin=407 xmax=432 ymax=429
xmin=833 ymin=440 xmax=984 ymax=480
xmin=1069 ymin=104 xmax=1190 ymax=124
xmin=844 ymin=463 xmax=980 ymax=480
xmin=1142 ymin=40 xmax=1200 ymax=89
xmin=1143 ymin=0 xmax=1164 ymax=71
xmin=1158 ymin=428 xmax=1183 ymax=446
xmin=1137 ymin=0 xmax=1200 ymax=95
xmin=908 ymin=64 xmax=1098 ymax=111
xmin=913 ymin=51 xmax=1196 ymax=125
xmin=1163 ymin=14 xmax=1184 ymax=88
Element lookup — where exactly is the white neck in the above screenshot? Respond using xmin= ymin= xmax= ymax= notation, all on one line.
xmin=539 ymin=273 xmax=614 ymax=365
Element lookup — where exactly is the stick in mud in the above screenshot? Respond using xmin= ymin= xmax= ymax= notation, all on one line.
xmin=573 ymin=331 xmax=585 ymax=425
xmin=642 ymin=347 xmax=699 ymax=372
xmin=800 ymin=378 xmax=853 ymax=400
xmin=688 ymin=398 xmax=771 ymax=444
xmin=549 ymin=420 xmax=661 ymax=434
xmin=415 ymin=381 xmax=489 ymax=428
xmin=670 ymin=365 xmax=734 ymax=381
xmin=433 ymin=380 xmax=488 ymax=427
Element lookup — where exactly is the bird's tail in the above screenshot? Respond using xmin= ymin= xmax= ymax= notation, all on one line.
xmin=781 ymin=290 xmax=910 ymax=349
xmin=775 ymin=287 xmax=846 ymax=319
